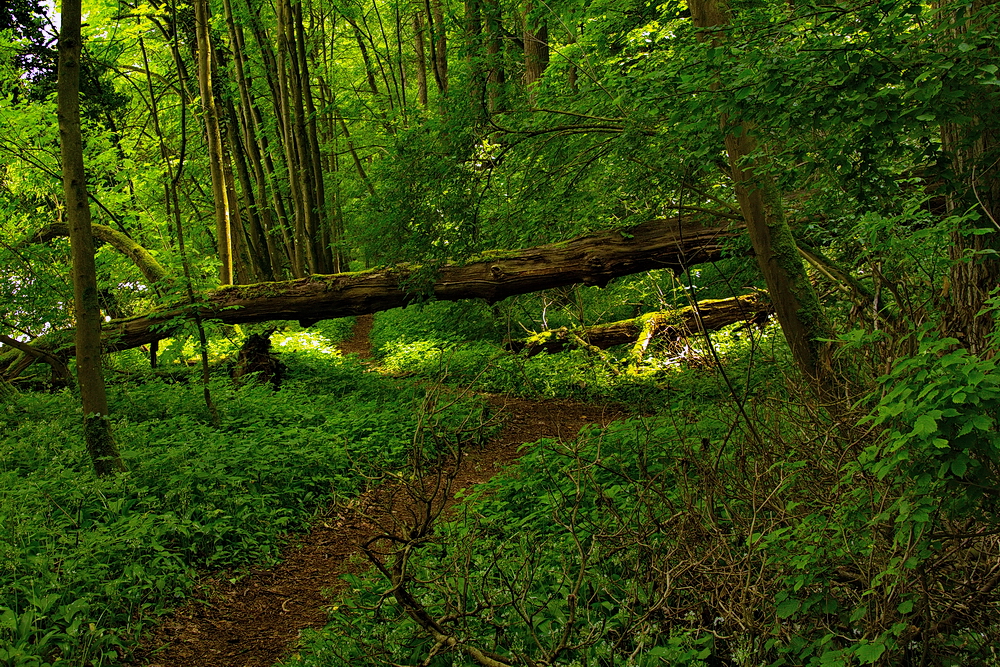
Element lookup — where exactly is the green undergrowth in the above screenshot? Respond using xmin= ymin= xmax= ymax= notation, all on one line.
xmin=0 ymin=336 xmax=485 ymax=666
xmin=285 ymin=411 xmax=723 ymax=667
xmin=283 ymin=339 xmax=1000 ymax=666
xmin=372 ymin=299 xmax=788 ymax=410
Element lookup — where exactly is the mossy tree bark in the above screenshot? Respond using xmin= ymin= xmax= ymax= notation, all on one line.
xmin=506 ymin=294 xmax=771 ymax=356
xmin=2 ymin=217 xmax=736 ymax=369
xmin=58 ymin=0 xmax=124 ymax=476
xmin=25 ymin=222 xmax=169 ymax=286
xmin=689 ymin=0 xmax=832 ymax=382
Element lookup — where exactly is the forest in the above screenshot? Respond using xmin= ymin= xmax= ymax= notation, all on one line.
xmin=1 ymin=0 xmax=999 ymax=662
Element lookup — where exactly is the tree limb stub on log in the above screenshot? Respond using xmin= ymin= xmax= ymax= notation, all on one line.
xmin=507 ymin=293 xmax=772 ymax=356
xmin=7 ymin=217 xmax=737 ymax=365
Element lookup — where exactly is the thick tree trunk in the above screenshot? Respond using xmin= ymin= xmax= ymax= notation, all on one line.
xmin=523 ymin=0 xmax=548 ymax=102
xmin=7 ymin=218 xmax=736 ymax=364
xmin=57 ymin=0 xmax=124 ymax=476
xmin=507 ymin=294 xmax=771 ymax=355
xmin=941 ymin=0 xmax=1000 ymax=354
xmin=689 ymin=0 xmax=831 ymax=382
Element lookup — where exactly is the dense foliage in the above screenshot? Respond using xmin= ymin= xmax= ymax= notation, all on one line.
xmin=1 ymin=329 xmax=488 ymax=665
xmin=1 ymin=0 xmax=999 ymax=663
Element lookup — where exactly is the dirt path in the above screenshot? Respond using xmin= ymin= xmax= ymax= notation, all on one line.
xmin=130 ymin=317 xmax=625 ymax=667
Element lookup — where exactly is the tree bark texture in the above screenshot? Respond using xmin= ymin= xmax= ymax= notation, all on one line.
xmin=413 ymin=12 xmax=429 ymax=106
xmin=507 ymin=294 xmax=772 ymax=356
xmin=523 ymin=0 xmax=548 ymax=102
xmin=942 ymin=0 xmax=1000 ymax=354
xmin=26 ymin=222 xmax=169 ymax=286
xmin=58 ymin=0 xmax=124 ymax=476
xmin=483 ymin=0 xmax=505 ymax=112
xmin=6 ymin=218 xmax=736 ymax=363
xmin=194 ymin=0 xmax=234 ymax=285
xmin=689 ymin=0 xmax=831 ymax=381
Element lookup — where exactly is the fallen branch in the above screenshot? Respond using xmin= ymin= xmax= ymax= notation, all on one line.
xmin=506 ymin=293 xmax=771 ymax=356
xmin=25 ymin=221 xmax=170 ymax=287
xmin=0 ymin=334 xmax=72 ymax=383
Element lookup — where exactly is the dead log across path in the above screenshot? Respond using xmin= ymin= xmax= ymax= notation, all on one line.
xmin=507 ymin=294 xmax=772 ymax=356
xmin=3 ymin=217 xmax=737 ymax=371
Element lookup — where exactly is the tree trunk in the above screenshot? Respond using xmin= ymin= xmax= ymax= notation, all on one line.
xmin=424 ymin=0 xmax=448 ymax=95
xmin=194 ymin=0 xmax=234 ymax=285
xmin=57 ymin=0 xmax=124 ymax=476
xmin=942 ymin=0 xmax=1000 ymax=354
xmin=7 ymin=217 xmax=737 ymax=364
xmin=26 ymin=222 xmax=169 ymax=286
xmin=465 ymin=0 xmax=486 ymax=123
xmin=507 ymin=294 xmax=771 ymax=355
xmin=523 ymin=0 xmax=548 ymax=103
xmin=483 ymin=0 xmax=505 ymax=112
xmin=413 ymin=12 xmax=429 ymax=106
xmin=689 ymin=0 xmax=831 ymax=382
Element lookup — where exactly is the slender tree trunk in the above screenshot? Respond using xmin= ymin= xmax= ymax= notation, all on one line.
xmin=223 ymin=0 xmax=280 ymax=279
xmin=296 ymin=0 xmax=332 ymax=274
xmin=424 ymin=0 xmax=448 ymax=95
xmin=689 ymin=0 xmax=831 ymax=381
xmin=58 ymin=0 xmax=124 ymax=476
xmin=141 ymin=30 xmax=220 ymax=425
xmin=318 ymin=75 xmax=348 ymax=272
xmin=194 ymin=0 xmax=234 ymax=285
xmin=413 ymin=12 xmax=429 ymax=106
xmin=483 ymin=0 xmax=505 ymax=112
xmin=276 ymin=0 xmax=308 ymax=277
xmin=370 ymin=0 xmax=402 ymax=110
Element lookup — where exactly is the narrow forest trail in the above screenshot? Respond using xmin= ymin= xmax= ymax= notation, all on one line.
xmin=130 ymin=316 xmax=626 ymax=667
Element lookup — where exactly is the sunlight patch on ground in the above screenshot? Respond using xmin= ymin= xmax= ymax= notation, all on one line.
xmin=271 ymin=329 xmax=342 ymax=356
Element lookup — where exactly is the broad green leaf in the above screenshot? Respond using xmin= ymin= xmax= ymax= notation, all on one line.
xmin=856 ymin=641 xmax=886 ymax=664
xmin=776 ymin=598 xmax=800 ymax=619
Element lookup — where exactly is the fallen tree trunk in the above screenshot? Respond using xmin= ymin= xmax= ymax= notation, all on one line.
xmin=3 ymin=217 xmax=737 ymax=370
xmin=106 ymin=217 xmax=736 ymax=351
xmin=507 ymin=293 xmax=772 ymax=356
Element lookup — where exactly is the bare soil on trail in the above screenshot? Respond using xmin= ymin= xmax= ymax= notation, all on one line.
xmin=130 ymin=315 xmax=626 ymax=667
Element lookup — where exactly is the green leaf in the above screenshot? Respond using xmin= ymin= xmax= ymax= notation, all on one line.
xmin=912 ymin=413 xmax=937 ymax=437
xmin=856 ymin=641 xmax=886 ymax=664
xmin=776 ymin=598 xmax=800 ymax=618
xmin=950 ymin=457 xmax=968 ymax=477
xmin=897 ymin=600 xmax=914 ymax=614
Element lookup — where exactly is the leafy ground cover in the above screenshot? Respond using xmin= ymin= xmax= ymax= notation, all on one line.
xmin=279 ymin=297 xmax=1000 ymax=666
xmin=369 ymin=286 xmax=786 ymax=411
xmin=0 ymin=323 xmax=485 ymax=667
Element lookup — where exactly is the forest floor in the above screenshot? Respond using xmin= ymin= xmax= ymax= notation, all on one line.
xmin=130 ymin=316 xmax=626 ymax=667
